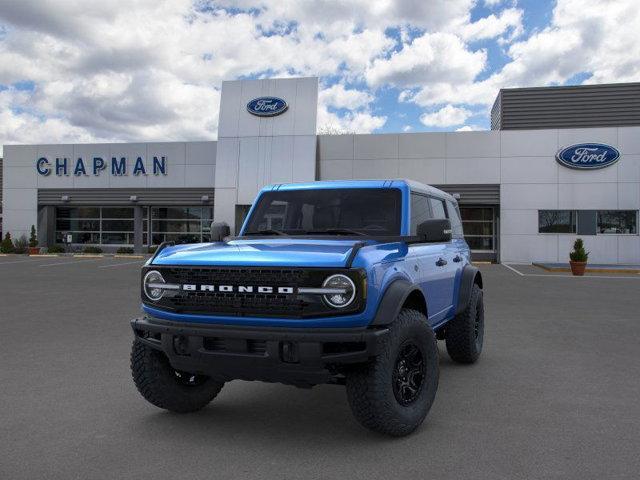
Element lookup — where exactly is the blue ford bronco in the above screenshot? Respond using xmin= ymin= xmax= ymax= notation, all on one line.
xmin=131 ymin=179 xmax=484 ymax=436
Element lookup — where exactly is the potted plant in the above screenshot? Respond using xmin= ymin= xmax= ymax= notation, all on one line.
xmin=569 ymin=238 xmax=589 ymax=276
xmin=28 ymin=225 xmax=40 ymax=255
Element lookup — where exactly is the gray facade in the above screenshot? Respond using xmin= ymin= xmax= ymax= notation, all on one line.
xmin=2 ymin=78 xmax=639 ymax=264
xmin=492 ymin=83 xmax=640 ymax=130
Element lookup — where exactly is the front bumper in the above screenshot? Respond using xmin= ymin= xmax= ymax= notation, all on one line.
xmin=131 ymin=316 xmax=389 ymax=387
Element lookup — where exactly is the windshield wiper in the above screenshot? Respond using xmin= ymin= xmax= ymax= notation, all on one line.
xmin=243 ymin=229 xmax=288 ymax=236
xmin=305 ymin=228 xmax=365 ymax=236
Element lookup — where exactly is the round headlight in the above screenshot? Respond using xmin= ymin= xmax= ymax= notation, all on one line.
xmin=322 ymin=274 xmax=356 ymax=308
xmin=143 ymin=270 xmax=166 ymax=301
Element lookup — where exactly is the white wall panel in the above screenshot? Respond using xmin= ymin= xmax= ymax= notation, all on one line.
xmin=354 ymin=134 xmax=398 ymax=160
xmin=397 ymin=158 xmax=445 ymax=184
xmin=317 ymin=135 xmax=354 ymax=160
xmin=618 ymin=127 xmax=640 ymax=155
xmin=185 ymin=141 xmax=216 ymax=166
xmin=502 ymin=184 xmax=558 ymax=209
xmin=501 ymin=156 xmax=558 ymax=184
xmin=617 ymin=182 xmax=640 ymax=209
xmin=501 ymin=234 xmax=558 ymax=263
xmin=184 ymin=164 xmax=216 ymax=188
xmin=500 ymin=129 xmax=558 ymax=157
xmin=353 ymin=159 xmax=398 ymax=179
xmin=558 ymin=128 xmax=618 ymax=149
xmin=398 ymin=133 xmax=446 ymax=158
xmin=617 ymin=154 xmax=640 ymax=183
xmin=617 ymin=236 xmax=640 ymax=263
xmin=501 ymin=209 xmax=540 ymax=235
xmin=446 ymin=157 xmax=500 ymax=184
xmin=292 ymin=136 xmax=317 ymax=182
xmin=446 ymin=131 xmax=500 ymax=158
xmin=4 ymin=167 xmax=37 ymax=189
xmin=558 ymin=183 xmax=618 ymax=209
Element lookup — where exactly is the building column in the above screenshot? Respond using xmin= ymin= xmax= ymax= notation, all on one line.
xmin=37 ymin=206 xmax=56 ymax=248
xmin=133 ymin=206 xmax=144 ymax=253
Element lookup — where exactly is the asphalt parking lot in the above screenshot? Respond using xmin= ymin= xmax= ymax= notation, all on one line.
xmin=1 ymin=256 xmax=639 ymax=479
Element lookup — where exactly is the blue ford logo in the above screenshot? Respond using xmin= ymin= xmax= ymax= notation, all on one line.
xmin=556 ymin=143 xmax=620 ymax=170
xmin=247 ymin=97 xmax=288 ymax=117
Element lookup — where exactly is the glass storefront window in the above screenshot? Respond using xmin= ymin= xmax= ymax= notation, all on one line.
xmin=597 ymin=210 xmax=638 ymax=234
xmin=55 ymin=206 xmax=134 ymax=245
xmin=538 ymin=210 xmax=577 ymax=233
xmin=149 ymin=206 xmax=214 ymax=245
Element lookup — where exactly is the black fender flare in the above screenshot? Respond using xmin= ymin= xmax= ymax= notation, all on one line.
xmin=370 ymin=279 xmax=425 ymax=326
xmin=455 ymin=265 xmax=483 ymax=316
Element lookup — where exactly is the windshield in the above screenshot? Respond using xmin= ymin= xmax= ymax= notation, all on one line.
xmin=243 ymin=188 xmax=402 ymax=236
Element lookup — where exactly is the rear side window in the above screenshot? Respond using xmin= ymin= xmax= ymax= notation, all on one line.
xmin=446 ymin=200 xmax=464 ymax=238
xmin=429 ymin=197 xmax=447 ymax=219
xmin=410 ymin=193 xmax=431 ymax=235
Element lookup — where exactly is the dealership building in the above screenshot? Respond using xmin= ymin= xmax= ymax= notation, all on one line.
xmin=1 ymin=78 xmax=639 ymax=264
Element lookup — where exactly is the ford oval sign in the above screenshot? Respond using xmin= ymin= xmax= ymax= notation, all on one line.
xmin=247 ymin=97 xmax=288 ymax=117
xmin=556 ymin=143 xmax=620 ymax=170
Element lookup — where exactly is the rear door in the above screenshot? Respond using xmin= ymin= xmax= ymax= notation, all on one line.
xmin=426 ymin=196 xmax=458 ymax=320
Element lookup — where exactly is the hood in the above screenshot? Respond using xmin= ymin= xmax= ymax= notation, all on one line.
xmin=151 ymin=238 xmax=365 ymax=268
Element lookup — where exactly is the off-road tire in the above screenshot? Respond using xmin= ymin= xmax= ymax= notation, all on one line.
xmin=445 ymin=283 xmax=484 ymax=364
xmin=131 ymin=340 xmax=224 ymax=413
xmin=345 ymin=309 xmax=439 ymax=436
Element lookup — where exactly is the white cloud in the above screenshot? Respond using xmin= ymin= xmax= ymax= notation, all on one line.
xmin=319 ymin=84 xmax=373 ymax=110
xmin=459 ymin=7 xmax=523 ymax=42
xmin=420 ymin=105 xmax=472 ymax=127
xmin=366 ymin=32 xmax=486 ymax=88
xmin=402 ymin=125 xmax=413 ymax=132
xmin=456 ymin=125 xmax=484 ymax=131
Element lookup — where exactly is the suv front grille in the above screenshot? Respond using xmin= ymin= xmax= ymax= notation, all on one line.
xmin=143 ymin=267 xmax=364 ymax=319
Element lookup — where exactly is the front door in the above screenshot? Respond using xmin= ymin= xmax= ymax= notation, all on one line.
xmin=459 ymin=206 xmax=497 ymax=262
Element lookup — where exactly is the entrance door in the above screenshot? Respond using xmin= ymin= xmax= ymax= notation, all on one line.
xmin=459 ymin=206 xmax=497 ymax=262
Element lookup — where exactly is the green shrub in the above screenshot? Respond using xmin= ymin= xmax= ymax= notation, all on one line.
xmin=569 ymin=238 xmax=589 ymax=262
xmin=29 ymin=225 xmax=38 ymax=248
xmin=1 ymin=233 xmax=15 ymax=253
xmin=13 ymin=235 xmax=29 ymax=254
xmin=116 ymin=247 xmax=135 ymax=254
xmin=83 ymin=246 xmax=103 ymax=254
xmin=47 ymin=245 xmax=65 ymax=254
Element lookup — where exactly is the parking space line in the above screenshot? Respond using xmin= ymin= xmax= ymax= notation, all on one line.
xmin=0 ymin=257 xmax=56 ymax=266
xmin=502 ymin=263 xmax=640 ymax=280
xmin=502 ymin=263 xmax=524 ymax=276
xmin=39 ymin=258 xmax=104 ymax=267
xmin=98 ymin=260 xmax=146 ymax=269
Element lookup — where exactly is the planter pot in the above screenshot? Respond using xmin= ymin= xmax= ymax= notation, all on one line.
xmin=28 ymin=246 xmax=40 ymax=255
xmin=569 ymin=261 xmax=587 ymax=276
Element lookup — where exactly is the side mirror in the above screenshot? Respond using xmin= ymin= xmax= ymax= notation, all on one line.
xmin=210 ymin=222 xmax=231 ymax=242
xmin=417 ymin=219 xmax=452 ymax=243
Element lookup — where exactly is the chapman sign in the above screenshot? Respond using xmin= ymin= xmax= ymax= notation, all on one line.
xmin=246 ymin=97 xmax=288 ymax=117
xmin=36 ymin=156 xmax=167 ymax=177
xmin=556 ymin=143 xmax=620 ymax=170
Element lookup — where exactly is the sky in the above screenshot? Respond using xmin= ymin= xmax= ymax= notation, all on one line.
xmin=0 ymin=0 xmax=639 ymax=154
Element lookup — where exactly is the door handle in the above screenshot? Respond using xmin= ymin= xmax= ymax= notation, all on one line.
xmin=453 ymin=255 xmax=462 ymax=263
xmin=436 ymin=257 xmax=447 ymax=267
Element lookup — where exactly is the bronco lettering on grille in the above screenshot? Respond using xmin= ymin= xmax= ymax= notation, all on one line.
xmin=180 ymin=284 xmax=295 ymax=294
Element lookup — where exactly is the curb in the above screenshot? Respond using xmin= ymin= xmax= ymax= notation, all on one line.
xmin=533 ymin=263 xmax=640 ymax=275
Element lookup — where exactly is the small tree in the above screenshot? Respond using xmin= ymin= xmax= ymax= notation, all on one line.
xmin=29 ymin=225 xmax=38 ymax=248
xmin=569 ymin=238 xmax=589 ymax=262
xmin=13 ymin=235 xmax=28 ymax=254
xmin=1 ymin=232 xmax=15 ymax=253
